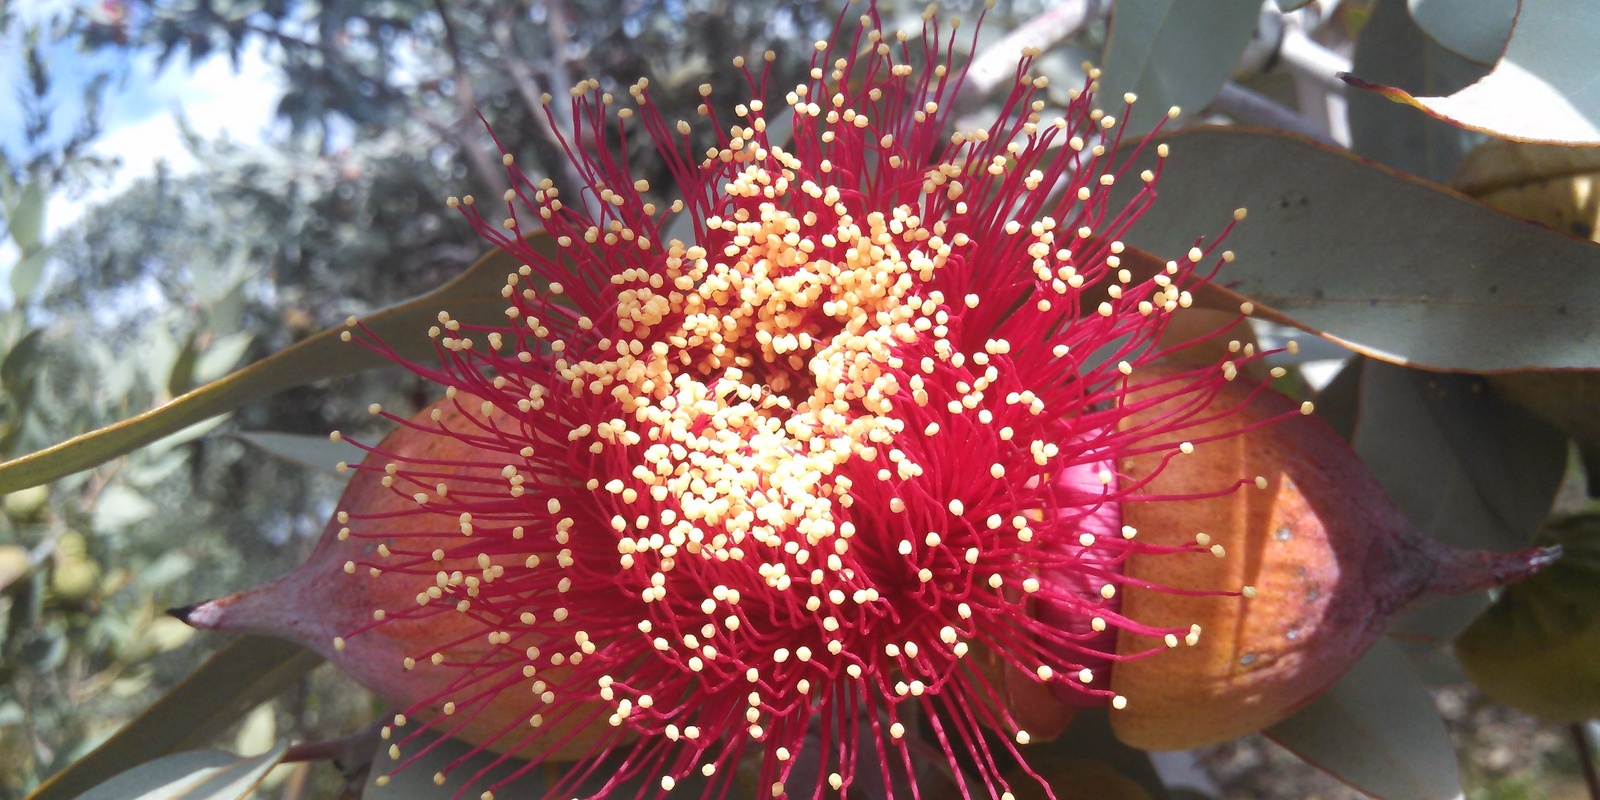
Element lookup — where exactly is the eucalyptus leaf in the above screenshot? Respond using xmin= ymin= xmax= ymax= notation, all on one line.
xmin=191 ymin=332 xmax=255 ymax=386
xmin=1265 ymin=639 xmax=1463 ymax=800
xmin=1407 ymin=0 xmax=1516 ymax=64
xmin=1 ymin=327 xmax=45 ymax=392
xmin=1346 ymin=0 xmax=1600 ymax=144
xmin=91 ymin=485 xmax=159 ymax=533
xmin=23 ymin=636 xmax=321 ymax=800
xmin=75 ymin=740 xmax=288 ymax=800
xmin=1098 ymin=0 xmax=1262 ymax=132
xmin=1354 ymin=362 xmax=1567 ymax=555
xmin=236 ymin=431 xmax=367 ymax=475
xmin=145 ymin=414 xmax=230 ymax=458
xmin=1354 ymin=362 xmax=1566 ymax=649
xmin=0 ymin=234 xmax=548 ymax=494
xmin=5 ymin=178 xmax=45 ymax=253
xmin=10 ymin=249 xmax=49 ymax=305
xmin=1117 ymin=127 xmax=1600 ymax=371
xmin=1456 ymin=514 xmax=1600 ymax=722
xmin=1351 ymin=0 xmax=1488 ymax=182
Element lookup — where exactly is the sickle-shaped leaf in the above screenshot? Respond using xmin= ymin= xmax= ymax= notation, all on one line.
xmin=235 ymin=431 xmax=367 ymax=475
xmin=1353 ymin=361 xmax=1567 ymax=653
xmin=1265 ymin=639 xmax=1463 ymax=800
xmin=1116 ymin=127 xmax=1600 ymax=372
xmin=1407 ymin=0 xmax=1516 ymax=65
xmin=1098 ymin=0 xmax=1263 ymax=132
xmin=24 ymin=636 xmax=321 ymax=800
xmin=1346 ymin=0 xmax=1600 ymax=144
xmin=1352 ymin=0 xmax=1488 ymax=182
xmin=74 ymin=741 xmax=289 ymax=800
xmin=0 ymin=234 xmax=548 ymax=495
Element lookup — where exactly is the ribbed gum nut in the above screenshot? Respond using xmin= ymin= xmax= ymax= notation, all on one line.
xmin=179 ymin=399 xmax=630 ymax=761
xmin=1109 ymin=365 xmax=1555 ymax=750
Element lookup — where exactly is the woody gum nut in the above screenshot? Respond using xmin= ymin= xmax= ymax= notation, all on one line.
xmin=175 ymin=399 xmax=629 ymax=763
xmin=1106 ymin=367 xmax=1556 ymax=751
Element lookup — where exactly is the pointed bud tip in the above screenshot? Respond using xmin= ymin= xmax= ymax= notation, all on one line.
xmin=1424 ymin=544 xmax=1563 ymax=601
xmin=167 ymin=599 xmax=227 ymax=629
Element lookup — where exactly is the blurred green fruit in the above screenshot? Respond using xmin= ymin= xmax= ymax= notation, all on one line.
xmin=49 ymin=531 xmax=101 ymax=605
xmin=1456 ymin=514 xmax=1600 ymax=723
xmin=2 ymin=485 xmax=49 ymax=522
xmin=0 ymin=544 xmax=29 ymax=588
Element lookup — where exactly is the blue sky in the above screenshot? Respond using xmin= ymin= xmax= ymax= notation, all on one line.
xmin=0 ymin=1 xmax=283 ymax=305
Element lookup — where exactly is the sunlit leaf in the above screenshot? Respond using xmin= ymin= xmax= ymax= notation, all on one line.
xmin=1265 ymin=639 xmax=1462 ymax=800
xmin=0 ymin=234 xmax=548 ymax=494
xmin=1407 ymin=0 xmax=1516 ymax=64
xmin=1346 ymin=0 xmax=1600 ymax=144
xmin=1451 ymin=140 xmax=1600 ymax=493
xmin=1098 ymin=0 xmax=1262 ymax=132
xmin=1453 ymin=137 xmax=1600 ymax=205
xmin=74 ymin=740 xmax=288 ymax=800
xmin=236 ymin=431 xmax=366 ymax=475
xmin=24 ymin=636 xmax=321 ymax=800
xmin=1116 ymin=127 xmax=1600 ymax=371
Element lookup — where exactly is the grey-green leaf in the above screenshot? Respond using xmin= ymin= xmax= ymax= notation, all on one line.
xmin=1407 ymin=0 xmax=1517 ymax=65
xmin=1354 ymin=362 xmax=1567 ymax=554
xmin=75 ymin=740 xmax=288 ymax=800
xmin=236 ymin=431 xmax=367 ymax=475
xmin=1118 ymin=127 xmax=1600 ymax=371
xmin=10 ymin=249 xmax=48 ymax=305
xmin=1352 ymin=0 xmax=1488 ymax=181
xmin=1347 ymin=0 xmax=1600 ymax=144
xmin=0 ymin=235 xmax=546 ymax=494
xmin=192 ymin=332 xmax=255 ymax=386
xmin=1265 ymin=639 xmax=1463 ymax=800
xmin=1353 ymin=362 xmax=1568 ymax=643
xmin=5 ymin=178 xmax=45 ymax=253
xmin=1098 ymin=0 xmax=1263 ymax=132
xmin=24 ymin=636 xmax=320 ymax=800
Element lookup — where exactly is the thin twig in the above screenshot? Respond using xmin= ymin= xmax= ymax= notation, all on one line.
xmin=1574 ymin=723 xmax=1600 ymax=800
xmin=953 ymin=0 xmax=1110 ymax=112
xmin=1278 ymin=25 xmax=1351 ymax=91
xmin=490 ymin=2 xmax=601 ymax=221
xmin=1212 ymin=82 xmax=1338 ymax=145
xmin=432 ymin=0 xmax=505 ymax=195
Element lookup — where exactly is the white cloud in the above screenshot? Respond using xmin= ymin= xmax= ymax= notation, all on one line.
xmin=44 ymin=40 xmax=285 ymax=236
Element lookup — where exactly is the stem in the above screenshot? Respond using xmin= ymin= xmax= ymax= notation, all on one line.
xmin=1212 ymin=83 xmax=1337 ymax=145
xmin=953 ymin=0 xmax=1111 ymax=111
xmin=1574 ymin=723 xmax=1600 ymax=800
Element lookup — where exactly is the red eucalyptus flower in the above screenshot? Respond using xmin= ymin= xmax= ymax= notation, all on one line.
xmin=176 ymin=5 xmax=1554 ymax=799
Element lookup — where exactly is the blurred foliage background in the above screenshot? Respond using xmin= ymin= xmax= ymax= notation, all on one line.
xmin=2 ymin=0 xmax=1600 ymax=798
